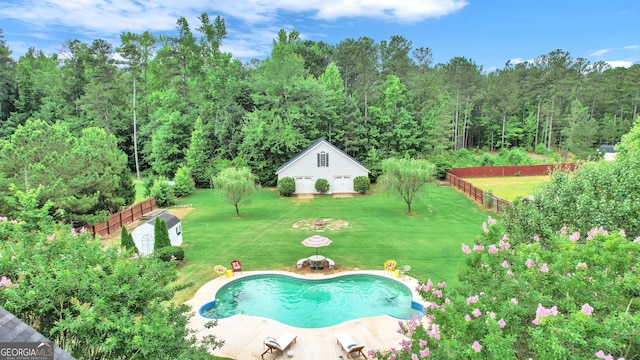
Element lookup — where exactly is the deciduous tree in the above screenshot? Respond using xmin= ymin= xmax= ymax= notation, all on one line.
xmin=212 ymin=167 xmax=258 ymax=217
xmin=378 ymin=158 xmax=436 ymax=214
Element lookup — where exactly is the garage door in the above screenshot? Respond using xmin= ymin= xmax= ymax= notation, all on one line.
xmin=332 ymin=175 xmax=353 ymax=193
xmin=294 ymin=176 xmax=314 ymax=193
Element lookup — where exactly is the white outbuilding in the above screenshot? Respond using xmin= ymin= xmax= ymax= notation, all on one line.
xmin=131 ymin=212 xmax=182 ymax=256
xmin=276 ymin=138 xmax=369 ymax=194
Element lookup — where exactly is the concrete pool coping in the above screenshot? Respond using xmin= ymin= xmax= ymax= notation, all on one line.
xmin=185 ymin=270 xmax=427 ymax=359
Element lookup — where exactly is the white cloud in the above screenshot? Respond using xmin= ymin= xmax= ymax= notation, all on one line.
xmin=589 ymin=48 xmax=611 ymax=57
xmin=605 ymin=60 xmax=633 ymax=68
xmin=623 ymin=45 xmax=640 ymax=50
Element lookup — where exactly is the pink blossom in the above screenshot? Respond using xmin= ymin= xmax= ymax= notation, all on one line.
xmin=10 ymin=220 xmax=17 ymax=224
xmin=419 ymin=339 xmax=427 ymax=348
xmin=595 ymin=350 xmax=614 ymax=360
xmin=511 ymin=298 xmax=519 ymax=305
xmin=560 ymin=225 xmax=568 ymax=235
xmin=482 ymin=222 xmax=489 ymax=233
xmin=464 ymin=314 xmax=471 ymax=322
xmin=445 ymin=298 xmax=451 ymax=304
xmin=487 ymin=244 xmax=498 ymax=254
xmin=0 ymin=276 xmax=13 ymax=287
xmin=498 ymin=318 xmax=506 ymax=328
xmin=581 ymin=303 xmax=594 ymax=316
xmin=47 ymin=234 xmax=55 ymax=241
xmin=438 ymin=282 xmax=446 ymax=288
xmin=498 ymin=238 xmax=510 ymax=249
xmin=533 ymin=303 xmax=559 ymax=325
xmin=501 ymin=234 xmax=509 ymax=241
xmin=472 ymin=309 xmax=481 ymax=318
xmin=488 ymin=312 xmax=496 ymax=319
xmin=461 ymin=243 xmax=471 ymax=254
xmin=411 ymin=353 xmax=418 ymax=360
xmin=501 ymin=260 xmax=509 ymax=269
xmin=487 ymin=216 xmax=497 ymax=226
xmin=420 ymin=348 xmax=430 ymax=358
xmin=0 ymin=216 xmax=7 ymax=222
xmin=532 ymin=318 xmax=540 ymax=325
xmin=473 ymin=244 xmax=484 ymax=252
xmin=533 ymin=234 xmax=540 ymax=242
xmin=540 ymin=263 xmax=549 ymax=273
xmin=525 ymin=259 xmax=535 ymax=268
xmin=130 ymin=253 xmax=139 ymax=259
xmin=619 ymin=229 xmax=626 ymax=237
xmin=467 ymin=295 xmax=479 ymax=305
xmin=472 ymin=341 xmax=482 ymax=352
xmin=635 ymin=236 xmax=640 ymax=243
xmin=506 ymin=269 xmax=513 ymax=276
xmin=570 ymin=232 xmax=580 ymax=241
xmin=431 ymin=289 xmax=443 ymax=298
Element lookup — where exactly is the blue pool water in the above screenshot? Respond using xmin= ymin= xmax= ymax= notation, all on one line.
xmin=199 ymin=274 xmax=424 ymax=328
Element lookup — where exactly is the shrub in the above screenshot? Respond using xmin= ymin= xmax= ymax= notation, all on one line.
xmin=150 ymin=177 xmax=176 ymax=207
xmin=173 ymin=166 xmax=195 ymax=198
xmin=142 ymin=176 xmax=156 ymax=198
xmin=119 ymin=225 xmax=137 ymax=253
xmin=430 ymin=154 xmax=453 ymax=180
xmin=277 ymin=177 xmax=296 ymax=196
xmin=535 ymin=142 xmax=550 ymax=155
xmin=156 ymin=246 xmax=184 ymax=262
xmin=315 ymin=178 xmax=330 ymax=194
xmin=353 ymin=176 xmax=371 ymax=194
xmin=153 ymin=218 xmax=171 ymax=251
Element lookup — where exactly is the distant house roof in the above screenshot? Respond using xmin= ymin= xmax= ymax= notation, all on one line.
xmin=598 ymin=145 xmax=616 ymax=153
xmin=276 ymin=138 xmax=369 ymax=174
xmin=0 ymin=306 xmax=76 ymax=360
xmin=148 ymin=212 xmax=180 ymax=229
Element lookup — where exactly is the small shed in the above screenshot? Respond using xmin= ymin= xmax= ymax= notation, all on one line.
xmin=598 ymin=145 xmax=616 ymax=161
xmin=276 ymin=138 xmax=369 ymax=194
xmin=132 ymin=212 xmax=182 ymax=256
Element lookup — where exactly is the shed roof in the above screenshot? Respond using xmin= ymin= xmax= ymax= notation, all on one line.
xmin=275 ymin=138 xmax=369 ymax=174
xmin=0 ymin=306 xmax=76 ymax=359
xmin=148 ymin=212 xmax=180 ymax=229
xmin=598 ymin=145 xmax=616 ymax=153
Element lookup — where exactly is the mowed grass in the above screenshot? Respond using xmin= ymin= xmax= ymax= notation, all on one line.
xmin=464 ymin=175 xmax=550 ymax=202
xmin=172 ymin=184 xmax=492 ymax=304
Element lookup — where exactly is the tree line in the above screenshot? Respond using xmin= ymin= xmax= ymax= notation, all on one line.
xmin=1 ymin=15 xmax=638 ymax=190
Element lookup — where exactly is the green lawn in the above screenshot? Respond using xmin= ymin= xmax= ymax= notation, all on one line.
xmin=172 ymin=184 xmax=493 ymax=304
xmin=133 ymin=179 xmax=146 ymax=204
xmin=464 ymin=175 xmax=549 ymax=202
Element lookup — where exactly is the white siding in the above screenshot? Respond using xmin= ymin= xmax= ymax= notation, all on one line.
xmin=277 ymin=141 xmax=368 ymax=194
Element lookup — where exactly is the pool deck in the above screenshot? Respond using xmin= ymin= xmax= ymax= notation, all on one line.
xmin=185 ymin=270 xmax=426 ymax=360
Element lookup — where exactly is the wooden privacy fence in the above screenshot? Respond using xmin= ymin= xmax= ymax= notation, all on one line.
xmin=85 ymin=198 xmax=158 ymax=237
xmin=449 ymin=163 xmax=576 ymax=178
xmin=445 ymin=172 xmax=512 ymax=215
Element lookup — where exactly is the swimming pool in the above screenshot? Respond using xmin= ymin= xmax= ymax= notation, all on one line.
xmin=199 ymin=273 xmax=424 ymax=328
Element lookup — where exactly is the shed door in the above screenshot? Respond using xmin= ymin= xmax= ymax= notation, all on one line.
xmin=332 ymin=176 xmax=353 ymax=193
xmin=294 ymin=176 xmax=314 ymax=193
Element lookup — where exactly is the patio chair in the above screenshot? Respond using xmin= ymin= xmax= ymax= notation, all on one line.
xmin=383 ymin=259 xmax=397 ymax=273
xmin=261 ymin=332 xmax=297 ymax=359
xmin=325 ymin=258 xmax=335 ymax=269
xmin=336 ymin=333 xmax=367 ymax=359
xmin=230 ymin=260 xmax=242 ymax=275
xmin=399 ymin=264 xmax=411 ymax=278
xmin=296 ymin=258 xmax=309 ymax=269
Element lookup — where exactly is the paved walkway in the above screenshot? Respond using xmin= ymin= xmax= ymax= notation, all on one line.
xmin=185 ymin=270 xmax=425 ymax=360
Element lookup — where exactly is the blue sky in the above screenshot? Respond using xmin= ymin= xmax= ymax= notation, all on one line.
xmin=1 ymin=0 xmax=638 ymax=72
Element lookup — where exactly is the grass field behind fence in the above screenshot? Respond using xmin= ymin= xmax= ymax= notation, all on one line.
xmin=463 ymin=175 xmax=550 ymax=202
xmin=172 ymin=184 xmax=493 ymax=304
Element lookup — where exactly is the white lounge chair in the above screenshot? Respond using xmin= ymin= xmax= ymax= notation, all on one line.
xmin=336 ymin=333 xmax=367 ymax=359
xmin=262 ymin=332 xmax=297 ymax=359
xmin=296 ymin=258 xmax=309 ymax=269
xmin=325 ymin=258 xmax=335 ymax=269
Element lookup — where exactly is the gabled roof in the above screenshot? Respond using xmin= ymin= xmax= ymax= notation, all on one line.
xmin=0 ymin=306 xmax=77 ymax=359
xmin=148 ymin=212 xmax=180 ymax=229
xmin=276 ymin=138 xmax=369 ymax=174
xmin=598 ymin=145 xmax=616 ymax=153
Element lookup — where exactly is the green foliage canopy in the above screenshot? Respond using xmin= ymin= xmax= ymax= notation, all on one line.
xmin=212 ymin=166 xmax=258 ymax=216
xmin=378 ymin=158 xmax=436 ymax=214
